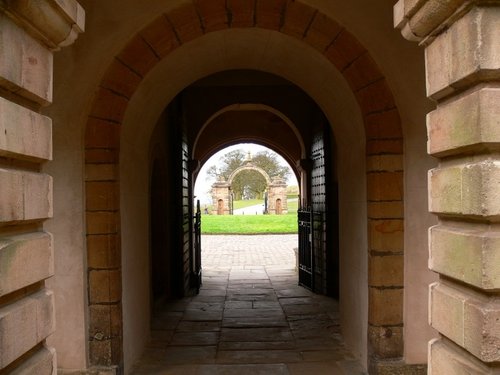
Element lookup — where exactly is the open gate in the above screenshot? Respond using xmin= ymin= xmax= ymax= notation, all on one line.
xmin=298 ymin=207 xmax=314 ymax=291
xmin=192 ymin=200 xmax=202 ymax=292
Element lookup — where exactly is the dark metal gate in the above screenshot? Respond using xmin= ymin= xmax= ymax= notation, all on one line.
xmin=193 ymin=200 xmax=202 ymax=292
xmin=298 ymin=207 xmax=314 ymax=291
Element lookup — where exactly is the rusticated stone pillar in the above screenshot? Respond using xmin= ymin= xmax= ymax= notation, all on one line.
xmin=395 ymin=1 xmax=500 ymax=373
xmin=0 ymin=1 xmax=84 ymax=373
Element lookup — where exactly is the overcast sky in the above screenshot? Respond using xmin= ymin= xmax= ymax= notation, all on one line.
xmin=194 ymin=143 xmax=298 ymax=205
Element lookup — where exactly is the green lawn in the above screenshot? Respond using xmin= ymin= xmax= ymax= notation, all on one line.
xmin=202 ymin=214 xmax=298 ymax=234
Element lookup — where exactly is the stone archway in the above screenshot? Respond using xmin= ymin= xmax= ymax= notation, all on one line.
xmin=211 ymin=158 xmax=288 ymax=215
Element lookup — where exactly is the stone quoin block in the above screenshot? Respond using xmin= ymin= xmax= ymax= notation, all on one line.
xmin=0 ymin=169 xmax=53 ymax=223
xmin=425 ymin=6 xmax=500 ymax=100
xmin=8 ymin=345 xmax=55 ymax=375
xmin=430 ymin=224 xmax=500 ymax=290
xmin=0 ymin=14 xmax=53 ymax=105
xmin=0 ymin=232 xmax=54 ymax=297
xmin=0 ymin=97 xmax=52 ymax=161
xmin=195 ymin=0 xmax=228 ymax=32
xmin=429 ymin=338 xmax=494 ymax=375
xmin=430 ymin=282 xmax=500 ymax=362
xmin=427 ymin=87 xmax=500 ymax=157
xmin=0 ymin=289 xmax=55 ymax=368
xmin=429 ymin=160 xmax=500 ymax=218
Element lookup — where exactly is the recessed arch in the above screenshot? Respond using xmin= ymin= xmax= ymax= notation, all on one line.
xmin=227 ymin=164 xmax=272 ymax=186
xmin=83 ymin=2 xmax=405 ymax=372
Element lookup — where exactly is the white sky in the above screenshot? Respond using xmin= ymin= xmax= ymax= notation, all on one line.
xmin=194 ymin=143 xmax=298 ymax=205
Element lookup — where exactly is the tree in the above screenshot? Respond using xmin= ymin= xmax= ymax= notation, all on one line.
xmin=207 ymin=148 xmax=291 ymax=200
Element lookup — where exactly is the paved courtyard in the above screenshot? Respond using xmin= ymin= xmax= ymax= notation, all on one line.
xmin=131 ymin=235 xmax=364 ymax=375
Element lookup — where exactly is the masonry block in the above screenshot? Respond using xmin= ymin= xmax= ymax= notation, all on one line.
xmin=9 ymin=345 xmax=55 ymax=375
xmin=367 ymin=155 xmax=404 ymax=172
xmin=425 ymin=6 xmax=500 ymax=99
xmin=369 ymin=287 xmax=403 ymax=325
xmin=427 ymin=87 xmax=500 ymax=157
xmin=86 ymin=182 xmax=119 ymax=211
xmin=368 ymin=325 xmax=403 ymax=358
xmin=430 ymin=281 xmax=500 ymax=362
xmin=85 ymin=149 xmax=119 ymax=164
xmin=118 ymin=35 xmax=159 ymax=78
xmin=281 ymin=1 xmax=316 ymax=39
xmin=85 ymin=164 xmax=117 ymax=182
xmin=325 ymin=29 xmax=365 ymax=71
xmin=167 ymin=3 xmax=204 ymax=43
xmin=89 ymin=339 xmax=112 ymax=367
xmin=140 ymin=15 xmax=179 ymax=58
xmin=0 ymin=97 xmax=52 ymax=161
xmin=366 ymin=139 xmax=403 ymax=155
xmin=304 ymin=11 xmax=342 ymax=52
xmin=256 ymin=0 xmax=286 ymax=30
xmin=365 ymin=109 xmax=403 ymax=140
xmin=86 ymin=212 xmax=119 ymax=235
xmin=90 ymin=88 xmax=128 ymax=123
xmin=429 ymin=160 xmax=500 ymax=219
xmin=369 ymin=219 xmax=404 ymax=253
xmin=356 ymin=79 xmax=396 ymax=115
xmin=430 ymin=224 xmax=500 ymax=290
xmin=0 ymin=14 xmax=53 ymax=105
xmin=0 ymin=232 xmax=53 ymax=297
xmin=0 ymin=169 xmax=52 ymax=223
xmin=85 ymin=118 xmax=120 ymax=149
xmin=87 ymin=234 xmax=120 ymax=269
xmin=0 ymin=289 xmax=55 ymax=369
xmin=101 ymin=59 xmax=141 ymax=99
xmin=369 ymin=254 xmax=404 ymax=287
xmin=429 ymin=338 xmax=495 ymax=375
xmin=195 ymin=0 xmax=228 ymax=32
xmin=368 ymin=201 xmax=404 ymax=219
xmin=343 ymin=53 xmax=383 ymax=92
xmin=227 ymin=0 xmax=255 ymax=28
xmin=89 ymin=270 xmax=121 ymax=304
xmin=367 ymin=172 xmax=404 ymax=201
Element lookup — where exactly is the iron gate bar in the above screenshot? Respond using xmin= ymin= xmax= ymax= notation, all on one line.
xmin=193 ymin=200 xmax=202 ymax=293
xmin=298 ymin=207 xmax=314 ymax=291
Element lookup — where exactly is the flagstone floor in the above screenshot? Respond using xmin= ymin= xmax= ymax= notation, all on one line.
xmin=130 ymin=236 xmax=365 ymax=374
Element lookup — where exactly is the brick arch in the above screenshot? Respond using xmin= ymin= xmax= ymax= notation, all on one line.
xmin=84 ymin=0 xmax=404 ymax=369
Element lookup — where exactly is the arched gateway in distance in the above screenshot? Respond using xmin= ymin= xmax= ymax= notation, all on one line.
xmin=211 ymin=158 xmax=288 ymax=215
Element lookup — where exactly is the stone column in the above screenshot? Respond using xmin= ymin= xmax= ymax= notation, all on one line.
xmin=211 ymin=179 xmax=231 ymax=215
xmin=0 ymin=1 xmax=84 ymax=373
xmin=268 ymin=177 xmax=288 ymax=214
xmin=396 ymin=1 xmax=500 ymax=373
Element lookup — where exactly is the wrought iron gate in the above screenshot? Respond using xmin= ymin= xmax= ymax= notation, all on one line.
xmin=298 ymin=207 xmax=314 ymax=291
xmin=193 ymin=200 xmax=202 ymax=292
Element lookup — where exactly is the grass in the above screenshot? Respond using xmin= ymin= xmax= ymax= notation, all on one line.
xmin=233 ymin=199 xmax=263 ymax=209
xmin=202 ymin=214 xmax=298 ymax=234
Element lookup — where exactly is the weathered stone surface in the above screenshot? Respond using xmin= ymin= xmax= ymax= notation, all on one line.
xmin=369 ymin=287 xmax=403 ymax=325
xmin=369 ymin=255 xmax=404 ymax=287
xmin=0 ymin=169 xmax=53 ymax=223
xmin=429 ymin=160 xmax=500 ymax=219
xmin=0 ymin=97 xmax=52 ymax=161
xmin=9 ymin=345 xmax=55 ymax=375
xmin=425 ymin=6 xmax=500 ymax=99
xmin=367 ymin=155 xmax=404 ymax=172
xmin=0 ymin=289 xmax=55 ymax=368
xmin=0 ymin=232 xmax=53 ymax=296
xmin=430 ymin=281 xmax=500 ymax=362
xmin=429 ymin=338 xmax=493 ymax=375
xmin=428 ymin=88 xmax=500 ymax=157
xmin=430 ymin=224 xmax=500 ymax=290
xmin=369 ymin=220 xmax=404 ymax=253
xmin=0 ymin=14 xmax=53 ymax=105
xmin=368 ymin=326 xmax=403 ymax=358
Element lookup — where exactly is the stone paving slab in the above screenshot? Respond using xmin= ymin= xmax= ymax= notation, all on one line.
xmin=131 ymin=235 xmax=365 ymax=375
